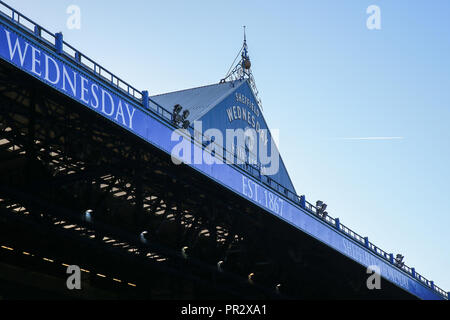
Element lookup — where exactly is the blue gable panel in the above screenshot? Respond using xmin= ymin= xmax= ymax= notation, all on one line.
xmin=198 ymin=80 xmax=297 ymax=194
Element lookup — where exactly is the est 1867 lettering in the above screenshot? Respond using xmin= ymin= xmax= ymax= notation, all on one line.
xmin=242 ymin=176 xmax=284 ymax=216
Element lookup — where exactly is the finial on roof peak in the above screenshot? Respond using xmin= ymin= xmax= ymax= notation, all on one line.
xmin=221 ymin=27 xmax=252 ymax=82
xmin=220 ymin=27 xmax=263 ymax=110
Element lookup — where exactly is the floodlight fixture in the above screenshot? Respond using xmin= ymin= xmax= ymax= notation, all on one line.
xmin=140 ymin=231 xmax=149 ymax=244
xmin=181 ymin=246 xmax=189 ymax=259
xmin=83 ymin=209 xmax=94 ymax=223
xmin=182 ymin=110 xmax=190 ymax=121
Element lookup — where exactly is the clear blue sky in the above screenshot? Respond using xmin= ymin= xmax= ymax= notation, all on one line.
xmin=6 ymin=0 xmax=449 ymax=292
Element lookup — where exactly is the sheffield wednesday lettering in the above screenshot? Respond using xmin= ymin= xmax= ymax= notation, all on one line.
xmin=0 ymin=26 xmax=136 ymax=130
xmin=226 ymin=92 xmax=269 ymax=148
xmin=226 ymin=93 xmax=261 ymax=132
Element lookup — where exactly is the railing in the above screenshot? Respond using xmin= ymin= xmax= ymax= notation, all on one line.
xmin=0 ymin=0 xmax=447 ymax=300
xmin=0 ymin=1 xmax=143 ymax=103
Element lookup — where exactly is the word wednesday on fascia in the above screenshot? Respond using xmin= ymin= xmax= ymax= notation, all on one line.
xmin=181 ymin=304 xmax=215 ymax=318
xmin=0 ymin=28 xmax=136 ymax=130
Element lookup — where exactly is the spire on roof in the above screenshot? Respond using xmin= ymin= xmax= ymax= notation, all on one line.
xmin=220 ymin=27 xmax=263 ymax=110
xmin=242 ymin=26 xmax=251 ymax=78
